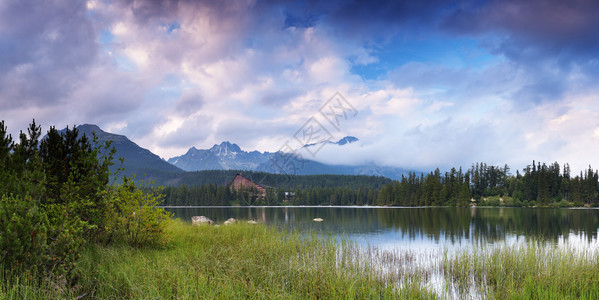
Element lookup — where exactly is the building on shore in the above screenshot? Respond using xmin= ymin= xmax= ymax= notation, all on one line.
xmin=231 ymin=173 xmax=266 ymax=198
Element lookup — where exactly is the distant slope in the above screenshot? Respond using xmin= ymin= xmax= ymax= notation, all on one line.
xmin=168 ymin=137 xmax=411 ymax=180
xmin=74 ymin=124 xmax=184 ymax=180
xmin=157 ymin=169 xmax=392 ymax=190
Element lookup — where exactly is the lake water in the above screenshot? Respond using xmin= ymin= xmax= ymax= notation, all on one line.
xmin=165 ymin=206 xmax=599 ymax=250
xmin=166 ymin=206 xmax=599 ymax=297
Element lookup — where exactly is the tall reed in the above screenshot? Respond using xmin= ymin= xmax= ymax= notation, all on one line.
xmin=443 ymin=241 xmax=599 ymax=299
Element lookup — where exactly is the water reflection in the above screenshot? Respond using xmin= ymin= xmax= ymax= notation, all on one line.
xmin=165 ymin=207 xmax=599 ymax=247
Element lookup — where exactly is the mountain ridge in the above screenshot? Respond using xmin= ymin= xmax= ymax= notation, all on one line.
xmin=72 ymin=124 xmax=184 ymax=180
xmin=168 ymin=136 xmax=409 ymax=179
xmin=56 ymin=124 xmax=411 ymax=181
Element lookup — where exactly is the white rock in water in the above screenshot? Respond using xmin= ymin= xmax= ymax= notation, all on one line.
xmin=247 ymin=220 xmax=258 ymax=224
xmin=313 ymin=218 xmax=323 ymax=222
xmin=191 ymin=216 xmax=213 ymax=225
xmin=226 ymin=218 xmax=237 ymax=223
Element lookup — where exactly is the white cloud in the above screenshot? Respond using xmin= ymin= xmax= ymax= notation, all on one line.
xmin=3 ymin=0 xmax=599 ymax=176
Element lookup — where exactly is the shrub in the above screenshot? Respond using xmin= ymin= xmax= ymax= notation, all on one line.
xmin=0 ymin=195 xmax=48 ymax=275
xmin=101 ymin=178 xmax=171 ymax=248
xmin=42 ymin=204 xmax=86 ymax=279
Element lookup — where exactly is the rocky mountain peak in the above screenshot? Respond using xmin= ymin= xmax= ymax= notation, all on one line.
xmin=210 ymin=141 xmax=242 ymax=155
xmin=337 ymin=136 xmax=359 ymax=145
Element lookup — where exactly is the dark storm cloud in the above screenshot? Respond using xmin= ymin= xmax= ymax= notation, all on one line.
xmin=267 ymin=0 xmax=451 ymax=39
xmin=442 ymin=0 xmax=599 ymax=64
xmin=259 ymin=0 xmax=599 ymax=66
xmin=275 ymin=0 xmax=599 ymax=64
xmin=0 ymin=0 xmax=97 ymax=108
xmin=320 ymin=0 xmax=448 ymax=36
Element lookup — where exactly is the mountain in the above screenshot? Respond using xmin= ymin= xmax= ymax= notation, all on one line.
xmin=168 ymin=136 xmax=410 ymax=180
xmin=73 ymin=124 xmax=184 ymax=180
xmin=336 ymin=136 xmax=359 ymax=145
xmin=301 ymin=136 xmax=359 ymax=148
xmin=168 ymin=141 xmax=272 ymax=171
xmin=56 ymin=124 xmax=410 ymax=182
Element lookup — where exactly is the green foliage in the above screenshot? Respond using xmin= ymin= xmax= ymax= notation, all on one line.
xmin=0 ymin=119 xmax=171 ymax=287
xmin=42 ymin=204 xmax=86 ymax=279
xmin=478 ymin=196 xmax=502 ymax=207
xmin=102 ymin=179 xmax=172 ymax=248
xmin=377 ymin=161 xmax=599 ymax=207
xmin=0 ymin=195 xmax=48 ymax=275
xmin=160 ymin=183 xmax=380 ymax=206
xmin=39 ymin=126 xmax=115 ymax=234
xmin=443 ymin=242 xmax=599 ymax=298
xmin=156 ymin=169 xmax=391 ymax=189
xmin=0 ymin=197 xmax=85 ymax=281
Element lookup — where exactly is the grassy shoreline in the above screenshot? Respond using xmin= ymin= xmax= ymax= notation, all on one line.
xmin=2 ymin=220 xmax=432 ymax=299
xmin=2 ymin=220 xmax=598 ymax=299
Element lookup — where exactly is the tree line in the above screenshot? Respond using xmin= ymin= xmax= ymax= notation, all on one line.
xmin=155 ymin=169 xmax=390 ymax=189
xmin=377 ymin=162 xmax=599 ymax=207
xmin=159 ymin=161 xmax=599 ymax=207
xmin=158 ymin=184 xmax=380 ymax=206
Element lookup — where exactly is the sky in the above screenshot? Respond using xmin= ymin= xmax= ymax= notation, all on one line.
xmin=1 ymin=0 xmax=599 ymax=174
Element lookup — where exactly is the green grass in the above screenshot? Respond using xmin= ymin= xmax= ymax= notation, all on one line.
xmin=2 ymin=220 xmax=435 ymax=299
xmin=443 ymin=242 xmax=599 ymax=299
xmin=4 ymin=220 xmax=599 ymax=299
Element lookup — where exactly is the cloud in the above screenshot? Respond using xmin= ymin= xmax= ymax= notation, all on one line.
xmin=175 ymin=91 xmax=204 ymax=117
xmin=2 ymin=0 xmax=599 ymax=175
xmin=442 ymin=0 xmax=599 ymax=64
xmin=0 ymin=0 xmax=97 ymax=109
xmin=276 ymin=0 xmax=449 ymax=40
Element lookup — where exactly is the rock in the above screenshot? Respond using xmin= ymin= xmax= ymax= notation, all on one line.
xmin=313 ymin=218 xmax=323 ymax=222
xmin=247 ymin=220 xmax=257 ymax=224
xmin=191 ymin=216 xmax=213 ymax=225
xmin=224 ymin=218 xmax=237 ymax=225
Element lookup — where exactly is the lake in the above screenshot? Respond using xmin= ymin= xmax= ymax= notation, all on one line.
xmin=165 ymin=206 xmax=599 ymax=250
xmin=166 ymin=206 xmax=599 ymax=298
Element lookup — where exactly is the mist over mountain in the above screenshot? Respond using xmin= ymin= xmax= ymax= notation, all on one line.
xmin=56 ymin=124 xmax=410 ymax=182
xmin=168 ymin=136 xmax=410 ymax=179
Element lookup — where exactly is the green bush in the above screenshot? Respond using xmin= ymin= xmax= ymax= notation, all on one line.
xmin=0 ymin=195 xmax=48 ymax=275
xmin=0 ymin=195 xmax=86 ymax=282
xmin=479 ymin=196 xmax=501 ymax=207
xmin=101 ymin=179 xmax=172 ymax=248
xmin=42 ymin=204 xmax=86 ymax=279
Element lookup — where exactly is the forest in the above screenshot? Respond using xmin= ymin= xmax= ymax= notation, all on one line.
xmin=376 ymin=162 xmax=598 ymax=207
xmin=158 ymin=162 xmax=599 ymax=207
xmin=156 ymin=169 xmax=391 ymax=189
